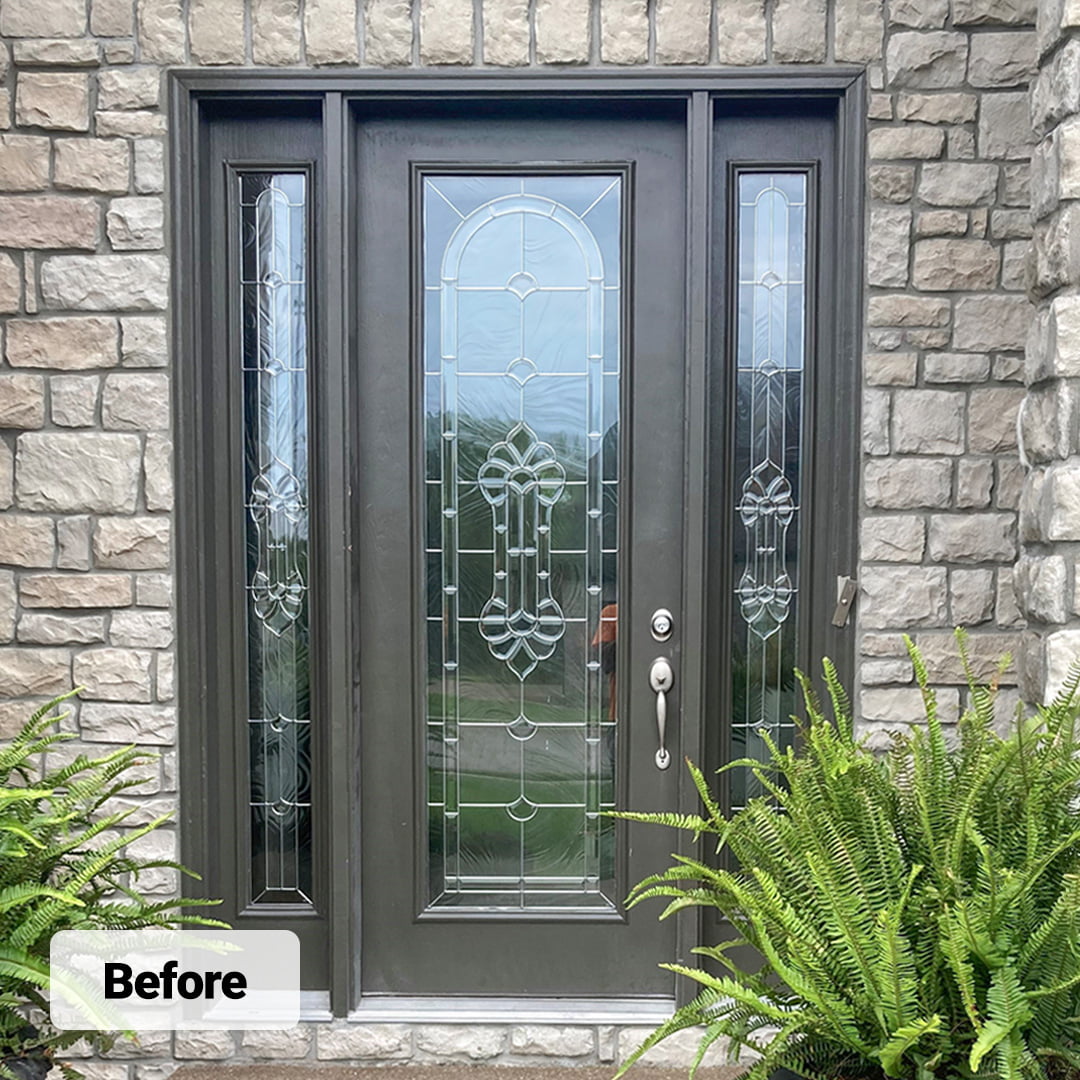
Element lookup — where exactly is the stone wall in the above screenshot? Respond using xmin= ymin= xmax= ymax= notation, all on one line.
xmin=0 ymin=0 xmax=1048 ymax=1068
xmin=1017 ymin=2 xmax=1080 ymax=701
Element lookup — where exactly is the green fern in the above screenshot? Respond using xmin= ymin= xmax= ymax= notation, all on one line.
xmin=615 ymin=631 xmax=1080 ymax=1080
xmin=0 ymin=693 xmax=227 ymax=1078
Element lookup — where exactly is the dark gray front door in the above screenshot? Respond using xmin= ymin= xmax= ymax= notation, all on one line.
xmin=353 ymin=103 xmax=688 ymax=997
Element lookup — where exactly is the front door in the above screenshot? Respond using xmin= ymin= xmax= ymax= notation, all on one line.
xmin=354 ymin=103 xmax=688 ymax=997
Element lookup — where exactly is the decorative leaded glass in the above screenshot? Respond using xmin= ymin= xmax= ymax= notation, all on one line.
xmin=731 ymin=172 xmax=807 ymax=809
xmin=239 ymin=172 xmax=313 ymax=905
xmin=423 ymin=175 xmax=621 ymax=911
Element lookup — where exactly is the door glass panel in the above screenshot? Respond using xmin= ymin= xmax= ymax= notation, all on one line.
xmin=239 ymin=172 xmax=313 ymax=905
xmin=423 ymin=174 xmax=621 ymax=911
xmin=731 ymin=172 xmax=807 ymax=808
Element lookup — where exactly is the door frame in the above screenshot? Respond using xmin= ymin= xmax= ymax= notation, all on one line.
xmin=172 ymin=69 xmax=866 ymax=1018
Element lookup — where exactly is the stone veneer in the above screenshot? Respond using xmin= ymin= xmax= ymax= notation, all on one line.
xmin=0 ymin=0 xmax=1060 ymax=1069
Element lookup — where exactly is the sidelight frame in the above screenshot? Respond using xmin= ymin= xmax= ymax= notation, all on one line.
xmin=172 ymin=68 xmax=865 ymax=1017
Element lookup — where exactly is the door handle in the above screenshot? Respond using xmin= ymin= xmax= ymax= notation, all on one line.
xmin=649 ymin=657 xmax=674 ymax=771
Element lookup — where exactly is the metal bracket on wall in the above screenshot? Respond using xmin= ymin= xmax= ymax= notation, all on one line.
xmin=832 ymin=575 xmax=858 ymax=628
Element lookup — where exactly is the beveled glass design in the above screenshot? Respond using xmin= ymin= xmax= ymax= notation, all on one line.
xmin=423 ymin=175 xmax=621 ymax=911
xmin=731 ymin=172 xmax=807 ymax=808
xmin=239 ymin=172 xmax=313 ymax=905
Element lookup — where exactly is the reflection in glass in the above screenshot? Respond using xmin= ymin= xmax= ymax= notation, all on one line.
xmin=239 ymin=173 xmax=313 ymax=905
xmin=731 ymin=173 xmax=807 ymax=809
xmin=423 ymin=175 xmax=621 ymax=911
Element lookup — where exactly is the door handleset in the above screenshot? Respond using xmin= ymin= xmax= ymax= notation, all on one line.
xmin=648 ymin=656 xmax=674 ymax=770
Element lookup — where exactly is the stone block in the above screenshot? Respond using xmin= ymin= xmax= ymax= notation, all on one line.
xmin=156 ymin=652 xmax=173 ymax=700
xmin=600 ymin=0 xmax=649 ymax=64
xmin=860 ymin=565 xmax=949 ymax=628
xmin=133 ymin=140 xmax=164 ymax=194
xmin=535 ymin=0 xmax=590 ymax=62
xmin=896 ymin=91 xmax=976 ymax=123
xmin=144 ymin=433 xmax=172 ymax=511
xmin=305 ymin=0 xmax=359 ymax=63
xmin=102 ymin=372 xmax=169 ymax=430
xmin=252 ymin=0 xmax=302 ymax=64
xmin=120 ymin=317 xmax=166 ymax=367
xmin=861 ymin=685 xmax=960 ymax=726
xmin=0 ymin=135 xmax=51 ymax=192
xmin=0 ymin=648 xmax=71 ymax=697
xmin=15 ymin=73 xmax=89 ymax=130
xmin=18 ymin=613 xmax=105 ymax=645
xmin=241 ymin=1029 xmax=312 ymax=1057
xmin=97 ymin=68 xmax=160 ymax=110
xmin=864 ymin=457 xmax=953 ymax=508
xmin=0 ymin=374 xmax=45 ymax=428
xmin=953 ymin=294 xmax=1030 ymax=351
xmin=869 ymin=164 xmax=915 ymax=201
xmin=928 ymin=513 xmax=1017 ymax=562
xmin=950 ymin=567 xmax=995 ymax=624
xmin=835 ymin=0 xmax=884 ymax=62
xmin=41 ymin=255 xmax=169 ymax=312
xmin=772 ymin=0 xmax=827 ymax=62
xmin=92 ymin=0 xmax=134 ymax=35
xmin=865 ymin=352 xmax=917 ymax=386
xmin=173 ymin=1031 xmax=235 ymax=1060
xmin=317 ymin=1025 xmax=412 ymax=1060
xmin=110 ymin=610 xmax=173 ymax=648
xmin=968 ymin=387 xmax=1023 ymax=453
xmin=892 ymin=389 xmax=964 ymax=454
xmin=1015 ymin=553 xmax=1068 ymax=623
xmin=860 ymin=515 xmax=926 ymax=562
xmin=57 ymin=515 xmax=90 ymax=570
xmin=483 ymin=0 xmax=530 ymax=64
xmin=969 ymin=30 xmax=1036 ymax=87
xmin=74 ymin=648 xmax=152 ymax=703
xmin=415 ymin=1026 xmax=506 ymax=1060
xmin=420 ymin=0 xmax=475 ymax=63
xmin=136 ymin=573 xmax=171 ymax=607
xmin=138 ymin=0 xmax=186 ymax=63
xmin=16 ymin=432 xmax=140 ymax=513
xmin=6 ymin=318 xmax=117 ymax=371
xmin=655 ymin=0 xmax=711 ymax=64
xmin=0 ymin=196 xmax=98 ymax=250
xmin=868 ymin=294 xmax=950 ymax=326
xmin=863 ymin=389 xmax=890 ymax=455
xmin=52 ymin=375 xmax=99 ymax=427
xmin=917 ymin=161 xmax=997 ymax=206
xmin=189 ymin=0 xmax=245 ymax=63
xmin=95 ymin=111 xmax=166 ymax=138
xmin=106 ymin=195 xmax=164 ymax=251
xmin=1045 ymin=629 xmax=1080 ymax=702
xmin=915 ymin=631 xmax=1019 ymax=683
xmin=93 ymin=517 xmax=170 ymax=570
xmin=952 ymin=0 xmax=1035 ymax=23
xmin=868 ymin=125 xmax=945 ymax=159
xmin=365 ymin=0 xmax=413 ymax=65
xmin=956 ymin=458 xmax=993 ymax=508
xmin=54 ymin=138 xmax=130 ymax=194
xmin=867 ymin=207 xmax=911 ymax=287
xmin=511 ymin=1025 xmax=595 ymax=1057
xmin=996 ymin=459 xmax=1023 ymax=510
xmin=923 ymin=352 xmax=990 ymax=383
xmin=1 ymin=0 xmax=87 ymax=37
xmin=0 ymin=255 xmax=19 ymax=314
xmin=861 ymin=658 xmax=915 ymax=684
xmin=0 ymin=514 xmax=54 ymax=567
xmin=20 ymin=572 xmax=132 ymax=609
xmin=912 ymin=239 xmax=999 ymax=291
xmin=1032 ymin=39 xmax=1080 ymax=137
xmin=0 ymin=441 xmax=11 ymax=511
xmin=715 ymin=0 xmax=767 ymax=64
xmin=1043 ymin=463 xmax=1080 ymax=540
xmin=978 ymin=92 xmax=1032 ymax=160
xmin=886 ymin=31 xmax=968 ymax=87
xmin=915 ymin=210 xmax=968 ymax=237
xmin=995 ymin=566 xmax=1024 ymax=627
xmin=616 ymin=1026 xmax=730 ymax=1067
xmin=889 ymin=0 xmax=947 ymax=27
xmin=0 ymin=573 xmax=13 ymax=643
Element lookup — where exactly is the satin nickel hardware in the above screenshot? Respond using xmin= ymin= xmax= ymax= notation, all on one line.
xmin=650 ymin=608 xmax=673 ymax=642
xmin=832 ymin=576 xmax=858 ymax=628
xmin=648 ymin=656 xmax=674 ymax=770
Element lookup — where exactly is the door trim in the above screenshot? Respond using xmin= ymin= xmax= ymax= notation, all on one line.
xmin=172 ymin=68 xmax=866 ymax=1017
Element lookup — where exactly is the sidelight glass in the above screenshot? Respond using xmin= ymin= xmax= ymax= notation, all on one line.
xmin=423 ymin=174 xmax=622 ymax=911
xmin=731 ymin=172 xmax=807 ymax=809
xmin=239 ymin=172 xmax=313 ymax=905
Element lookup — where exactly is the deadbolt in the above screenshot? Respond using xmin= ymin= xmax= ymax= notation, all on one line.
xmin=650 ymin=608 xmax=674 ymax=642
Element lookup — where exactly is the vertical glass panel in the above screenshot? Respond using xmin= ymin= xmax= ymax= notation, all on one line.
xmin=423 ymin=175 xmax=621 ymax=911
xmin=731 ymin=172 xmax=807 ymax=809
xmin=239 ymin=172 xmax=313 ymax=906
